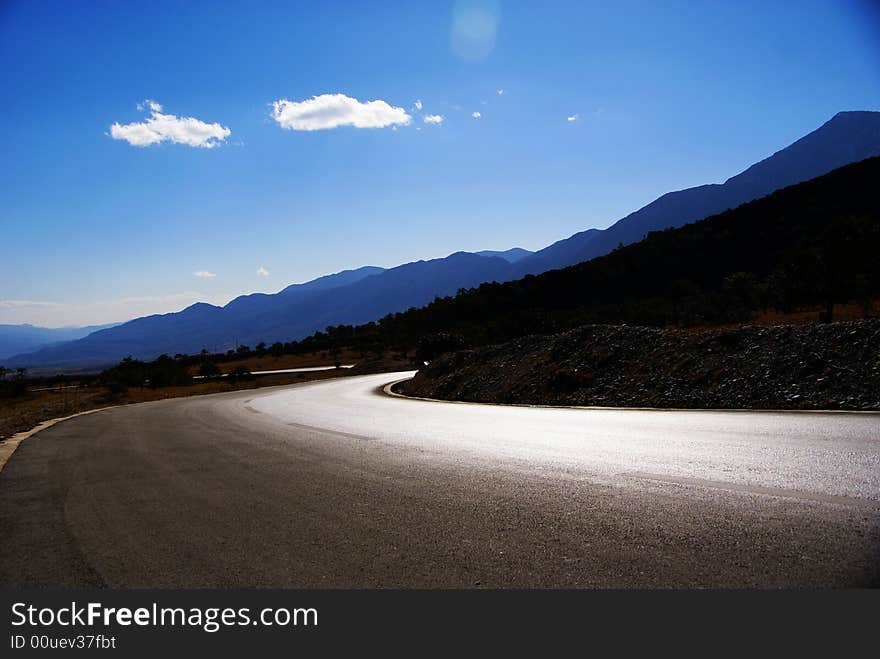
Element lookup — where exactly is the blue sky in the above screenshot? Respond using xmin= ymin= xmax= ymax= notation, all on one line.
xmin=1 ymin=0 xmax=878 ymax=326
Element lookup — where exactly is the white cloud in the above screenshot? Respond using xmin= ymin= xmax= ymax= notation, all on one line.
xmin=0 ymin=293 xmax=231 ymax=327
xmin=423 ymin=114 xmax=444 ymax=125
xmin=567 ymin=114 xmax=579 ymax=122
xmin=193 ymin=271 xmax=216 ymax=279
xmin=472 ymin=111 xmax=481 ymax=119
xmin=256 ymin=266 xmax=270 ymax=277
xmin=497 ymin=88 xmax=504 ymax=95
xmin=110 ymin=101 xmax=231 ymax=148
xmin=414 ymin=99 xmax=423 ymax=110
xmin=271 ymin=93 xmax=411 ymax=131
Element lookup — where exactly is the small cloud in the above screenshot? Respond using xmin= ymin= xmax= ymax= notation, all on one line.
xmin=193 ymin=271 xmax=217 ymax=279
xmin=271 ymin=93 xmax=411 ymax=131
xmin=136 ymin=99 xmax=163 ymax=112
xmin=567 ymin=114 xmax=579 ymax=123
xmin=110 ymin=101 xmax=230 ymax=148
xmin=472 ymin=111 xmax=481 ymax=119
xmin=256 ymin=266 xmax=270 ymax=277
xmin=413 ymin=99 xmax=423 ymax=110
xmin=497 ymin=89 xmax=504 ymax=95
xmin=423 ymin=114 xmax=444 ymax=125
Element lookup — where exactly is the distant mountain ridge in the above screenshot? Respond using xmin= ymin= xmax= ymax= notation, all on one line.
xmin=0 ymin=323 xmax=119 ymax=361
xmin=10 ymin=111 xmax=880 ymax=370
xmin=219 ymin=266 xmax=386 ymax=317
xmin=513 ymin=111 xmax=880 ymax=275
xmin=10 ymin=252 xmax=519 ymax=368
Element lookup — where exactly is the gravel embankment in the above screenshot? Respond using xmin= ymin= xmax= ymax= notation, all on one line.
xmin=399 ymin=320 xmax=880 ymax=410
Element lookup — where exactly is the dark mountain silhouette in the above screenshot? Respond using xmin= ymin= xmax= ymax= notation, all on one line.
xmin=11 ymin=253 xmax=516 ymax=369
xmin=514 ymin=111 xmax=880 ymax=275
xmin=0 ymin=323 xmax=119 ymax=361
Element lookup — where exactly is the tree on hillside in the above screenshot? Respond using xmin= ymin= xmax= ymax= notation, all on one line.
xmin=416 ymin=333 xmax=467 ymax=363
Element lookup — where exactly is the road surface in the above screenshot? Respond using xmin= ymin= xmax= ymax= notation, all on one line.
xmin=1 ymin=372 xmax=878 ymax=587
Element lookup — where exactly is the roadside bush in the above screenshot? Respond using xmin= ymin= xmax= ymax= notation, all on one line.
xmin=106 ymin=381 xmax=128 ymax=396
xmin=101 ymin=355 xmax=191 ymax=389
xmin=0 ymin=380 xmax=27 ymax=398
xmin=0 ymin=367 xmax=28 ymax=398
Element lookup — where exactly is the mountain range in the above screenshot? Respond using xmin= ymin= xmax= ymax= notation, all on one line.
xmin=9 ymin=110 xmax=880 ymax=371
xmin=0 ymin=323 xmax=119 ymax=361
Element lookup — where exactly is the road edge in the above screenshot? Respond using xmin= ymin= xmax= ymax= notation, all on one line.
xmin=0 ymin=406 xmax=120 ymax=474
xmin=0 ymin=369 xmax=378 ymax=474
xmin=382 ymin=377 xmax=880 ymax=415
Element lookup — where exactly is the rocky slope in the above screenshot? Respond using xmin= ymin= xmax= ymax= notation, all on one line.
xmin=399 ymin=320 xmax=880 ymax=410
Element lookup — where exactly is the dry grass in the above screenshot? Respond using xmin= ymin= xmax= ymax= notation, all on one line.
xmin=683 ymin=300 xmax=877 ymax=332
xmin=749 ymin=301 xmax=875 ymax=325
xmin=0 ymin=368 xmax=354 ymax=441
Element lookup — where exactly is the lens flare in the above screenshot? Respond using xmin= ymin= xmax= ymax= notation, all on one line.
xmin=450 ymin=0 xmax=501 ymax=61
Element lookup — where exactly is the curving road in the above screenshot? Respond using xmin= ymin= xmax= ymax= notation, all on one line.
xmin=1 ymin=372 xmax=879 ymax=588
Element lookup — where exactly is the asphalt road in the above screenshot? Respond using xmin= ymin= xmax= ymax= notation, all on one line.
xmin=2 ymin=372 xmax=879 ymax=588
